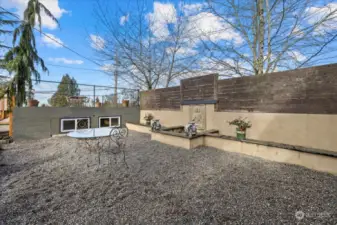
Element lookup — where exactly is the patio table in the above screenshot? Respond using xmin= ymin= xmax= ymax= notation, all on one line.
xmin=67 ymin=127 xmax=128 ymax=165
xmin=67 ymin=128 xmax=113 ymax=164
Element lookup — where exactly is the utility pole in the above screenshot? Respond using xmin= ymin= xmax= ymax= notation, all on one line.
xmin=93 ymin=85 xmax=96 ymax=107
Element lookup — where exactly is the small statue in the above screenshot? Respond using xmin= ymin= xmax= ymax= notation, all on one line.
xmin=185 ymin=122 xmax=197 ymax=137
xmin=151 ymin=119 xmax=161 ymax=132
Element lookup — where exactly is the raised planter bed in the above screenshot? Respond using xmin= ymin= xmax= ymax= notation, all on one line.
xmin=127 ymin=122 xmax=337 ymax=174
xmin=126 ymin=122 xmax=152 ymax=134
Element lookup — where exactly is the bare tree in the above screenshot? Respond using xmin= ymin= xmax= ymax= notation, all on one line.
xmin=203 ymin=0 xmax=337 ymax=76
xmin=92 ymin=0 xmax=200 ymax=90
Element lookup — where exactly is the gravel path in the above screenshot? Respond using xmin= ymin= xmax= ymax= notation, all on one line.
xmin=0 ymin=131 xmax=336 ymax=224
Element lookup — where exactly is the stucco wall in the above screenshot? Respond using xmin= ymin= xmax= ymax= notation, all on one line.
xmin=204 ymin=136 xmax=337 ymax=175
xmin=141 ymin=106 xmax=337 ymax=153
xmin=13 ymin=107 xmax=140 ymax=140
xmin=140 ymin=107 xmax=190 ymax=127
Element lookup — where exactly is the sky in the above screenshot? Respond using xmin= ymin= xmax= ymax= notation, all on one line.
xmin=0 ymin=0 xmax=201 ymax=85
xmin=0 ymin=0 xmax=147 ymax=103
xmin=1 ymin=0 xmax=110 ymax=85
xmin=1 ymin=0 xmax=337 ymax=104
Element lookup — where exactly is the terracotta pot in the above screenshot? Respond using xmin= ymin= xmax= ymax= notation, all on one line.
xmin=95 ymin=102 xmax=101 ymax=107
xmin=28 ymin=99 xmax=39 ymax=107
xmin=122 ymin=99 xmax=129 ymax=107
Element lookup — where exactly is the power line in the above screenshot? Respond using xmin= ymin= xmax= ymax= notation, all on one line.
xmin=0 ymin=74 xmax=138 ymax=90
xmin=35 ymin=79 xmax=138 ymax=90
xmin=1 ymin=7 xmax=133 ymax=86
xmin=46 ymin=63 xmax=108 ymax=73
xmin=1 ymin=8 xmax=107 ymax=69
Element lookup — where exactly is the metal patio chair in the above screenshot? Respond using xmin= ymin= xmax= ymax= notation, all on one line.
xmin=108 ymin=124 xmax=129 ymax=166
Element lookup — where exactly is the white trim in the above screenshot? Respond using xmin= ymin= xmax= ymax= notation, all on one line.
xmin=60 ymin=118 xmax=90 ymax=133
xmin=98 ymin=116 xmax=121 ymax=128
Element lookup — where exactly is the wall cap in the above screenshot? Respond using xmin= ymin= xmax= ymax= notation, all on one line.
xmin=205 ymin=133 xmax=337 ymax=158
xmin=181 ymin=100 xmax=217 ymax=105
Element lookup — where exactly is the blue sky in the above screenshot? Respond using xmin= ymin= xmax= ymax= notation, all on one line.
xmin=0 ymin=0 xmax=199 ymax=103
xmin=1 ymin=0 xmax=195 ymax=86
xmin=2 ymin=0 xmax=111 ymax=86
xmin=1 ymin=0 xmax=337 ymax=104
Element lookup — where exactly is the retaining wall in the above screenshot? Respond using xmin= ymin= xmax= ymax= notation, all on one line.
xmin=13 ymin=107 xmax=140 ymax=140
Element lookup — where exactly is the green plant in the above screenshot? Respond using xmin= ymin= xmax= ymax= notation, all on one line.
xmin=228 ymin=117 xmax=252 ymax=131
xmin=0 ymin=8 xmax=18 ymax=50
xmin=144 ymin=113 xmax=154 ymax=121
xmin=48 ymin=75 xmax=80 ymax=107
xmin=3 ymin=0 xmax=58 ymax=107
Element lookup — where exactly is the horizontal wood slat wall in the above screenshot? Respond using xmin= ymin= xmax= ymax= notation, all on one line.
xmin=217 ymin=64 xmax=337 ymax=113
xmin=181 ymin=74 xmax=217 ymax=101
xmin=140 ymin=63 xmax=337 ymax=114
xmin=140 ymin=86 xmax=180 ymax=110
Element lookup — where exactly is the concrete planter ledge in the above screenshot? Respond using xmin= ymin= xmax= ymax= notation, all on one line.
xmin=205 ymin=133 xmax=337 ymax=158
xmin=156 ymin=130 xmax=204 ymax=140
xmin=126 ymin=121 xmax=151 ymax=127
xmin=126 ymin=122 xmax=151 ymax=134
xmin=127 ymin=123 xmax=337 ymax=174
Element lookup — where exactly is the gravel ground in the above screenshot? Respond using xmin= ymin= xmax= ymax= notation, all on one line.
xmin=0 ymin=131 xmax=336 ymax=224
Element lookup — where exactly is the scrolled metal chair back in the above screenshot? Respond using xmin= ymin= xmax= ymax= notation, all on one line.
xmin=109 ymin=124 xmax=129 ymax=154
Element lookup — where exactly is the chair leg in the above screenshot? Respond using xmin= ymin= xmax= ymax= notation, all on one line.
xmin=98 ymin=151 xmax=100 ymax=165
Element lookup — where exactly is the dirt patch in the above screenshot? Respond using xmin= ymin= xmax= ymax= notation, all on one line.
xmin=0 ymin=131 xmax=336 ymax=224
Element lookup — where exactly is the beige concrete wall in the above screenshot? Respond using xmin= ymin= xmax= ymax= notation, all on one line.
xmin=126 ymin=123 xmax=151 ymax=134
xmin=190 ymin=136 xmax=204 ymax=149
xmin=128 ymin=122 xmax=337 ymax=174
xmin=141 ymin=106 xmax=337 ymax=152
xmin=151 ymin=132 xmax=204 ymax=149
xmin=206 ymin=105 xmax=337 ymax=153
xmin=205 ymin=136 xmax=337 ymax=175
xmin=151 ymin=132 xmax=190 ymax=149
xmin=140 ymin=107 xmax=189 ymax=127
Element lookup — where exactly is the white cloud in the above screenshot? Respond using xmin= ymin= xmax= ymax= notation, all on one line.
xmin=41 ymin=33 xmax=63 ymax=48
xmin=90 ymin=34 xmax=105 ymax=50
xmin=181 ymin=3 xmax=206 ymax=16
xmin=197 ymin=57 xmax=252 ymax=77
xmin=185 ymin=12 xmax=243 ymax=46
xmin=48 ymin=57 xmax=83 ymax=65
xmin=100 ymin=64 xmax=115 ymax=72
xmin=166 ymin=46 xmax=198 ymax=56
xmin=120 ymin=14 xmax=129 ymax=26
xmin=146 ymin=2 xmax=177 ymax=40
xmin=3 ymin=0 xmax=68 ymax=30
xmin=288 ymin=51 xmax=306 ymax=62
xmin=146 ymin=2 xmax=242 ymax=46
xmin=305 ymin=3 xmax=337 ymax=33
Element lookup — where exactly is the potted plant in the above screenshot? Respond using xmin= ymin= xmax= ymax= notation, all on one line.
xmin=122 ymin=99 xmax=129 ymax=107
xmin=95 ymin=97 xmax=101 ymax=107
xmin=27 ymin=90 xmax=39 ymax=107
xmin=143 ymin=113 xmax=154 ymax=126
xmin=228 ymin=117 xmax=252 ymax=140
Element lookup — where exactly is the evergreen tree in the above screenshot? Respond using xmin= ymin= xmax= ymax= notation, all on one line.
xmin=0 ymin=7 xmax=18 ymax=49
xmin=2 ymin=0 xmax=58 ymax=106
xmin=48 ymin=74 xmax=81 ymax=107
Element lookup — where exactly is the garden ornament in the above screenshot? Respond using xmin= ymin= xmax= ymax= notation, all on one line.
xmin=184 ymin=122 xmax=197 ymax=137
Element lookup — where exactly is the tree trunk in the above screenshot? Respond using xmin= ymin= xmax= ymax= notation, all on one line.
xmin=113 ymin=53 xmax=119 ymax=106
xmin=257 ymin=0 xmax=265 ymax=75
